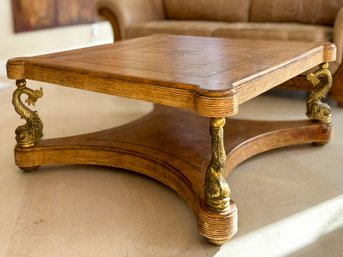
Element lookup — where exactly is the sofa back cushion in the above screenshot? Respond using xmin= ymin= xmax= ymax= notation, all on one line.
xmin=250 ymin=0 xmax=343 ymax=26
xmin=163 ymin=0 xmax=251 ymax=22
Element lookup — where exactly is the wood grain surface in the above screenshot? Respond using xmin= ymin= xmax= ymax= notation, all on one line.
xmin=7 ymin=35 xmax=336 ymax=117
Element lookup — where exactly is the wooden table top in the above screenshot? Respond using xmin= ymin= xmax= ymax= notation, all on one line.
xmin=7 ymin=34 xmax=336 ymax=117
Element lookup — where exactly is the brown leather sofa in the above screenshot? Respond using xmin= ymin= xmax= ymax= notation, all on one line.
xmin=96 ymin=0 xmax=343 ymax=106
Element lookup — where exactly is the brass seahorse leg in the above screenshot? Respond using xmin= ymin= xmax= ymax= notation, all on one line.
xmin=204 ymin=117 xmax=231 ymax=212
xmin=12 ymin=79 xmax=43 ymax=148
xmin=306 ymin=63 xmax=333 ymax=124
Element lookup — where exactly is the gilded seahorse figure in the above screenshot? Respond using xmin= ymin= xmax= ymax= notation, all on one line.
xmin=12 ymin=79 xmax=43 ymax=147
xmin=306 ymin=63 xmax=332 ymax=124
xmin=204 ymin=118 xmax=231 ymax=212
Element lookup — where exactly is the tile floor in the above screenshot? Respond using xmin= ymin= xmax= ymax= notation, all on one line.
xmin=0 ymin=81 xmax=342 ymax=257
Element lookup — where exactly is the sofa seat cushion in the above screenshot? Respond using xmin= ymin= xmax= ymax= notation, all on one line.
xmin=127 ymin=21 xmax=333 ymax=43
xmin=126 ymin=20 xmax=231 ymax=39
xmin=212 ymin=23 xmax=333 ymax=42
xmin=163 ymin=0 xmax=251 ymax=22
xmin=250 ymin=0 xmax=343 ymax=26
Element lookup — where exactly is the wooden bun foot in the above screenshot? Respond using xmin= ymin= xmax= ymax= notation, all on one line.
xmin=312 ymin=141 xmax=329 ymax=146
xmin=19 ymin=166 xmax=40 ymax=172
xmin=312 ymin=140 xmax=330 ymax=147
xmin=198 ymin=202 xmax=238 ymax=245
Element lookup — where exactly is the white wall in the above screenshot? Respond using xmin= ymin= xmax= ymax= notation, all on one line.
xmin=0 ymin=1 xmax=113 ymax=88
xmin=0 ymin=1 xmax=113 ymax=59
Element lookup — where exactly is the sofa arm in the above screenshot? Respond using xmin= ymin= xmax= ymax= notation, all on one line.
xmin=95 ymin=0 xmax=165 ymax=41
xmin=334 ymin=7 xmax=343 ymax=66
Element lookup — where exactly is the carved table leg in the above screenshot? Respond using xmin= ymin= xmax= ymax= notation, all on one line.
xmin=306 ymin=63 xmax=333 ymax=146
xmin=12 ymin=79 xmax=43 ymax=171
xmin=204 ymin=118 xmax=231 ymax=212
xmin=198 ymin=118 xmax=238 ymax=245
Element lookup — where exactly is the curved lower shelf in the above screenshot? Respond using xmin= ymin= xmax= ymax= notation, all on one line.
xmin=14 ymin=106 xmax=332 ymax=245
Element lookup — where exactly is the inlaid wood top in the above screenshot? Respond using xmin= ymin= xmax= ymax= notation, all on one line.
xmin=7 ymin=34 xmax=336 ymax=117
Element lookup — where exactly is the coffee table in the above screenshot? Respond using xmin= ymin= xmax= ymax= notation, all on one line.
xmin=7 ymin=35 xmax=335 ymax=245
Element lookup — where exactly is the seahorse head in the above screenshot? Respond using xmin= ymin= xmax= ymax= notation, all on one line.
xmin=307 ymin=73 xmax=321 ymax=86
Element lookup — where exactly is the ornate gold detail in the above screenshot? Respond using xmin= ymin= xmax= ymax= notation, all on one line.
xmin=12 ymin=79 xmax=43 ymax=147
xmin=204 ymin=118 xmax=231 ymax=212
xmin=306 ymin=63 xmax=333 ymax=123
